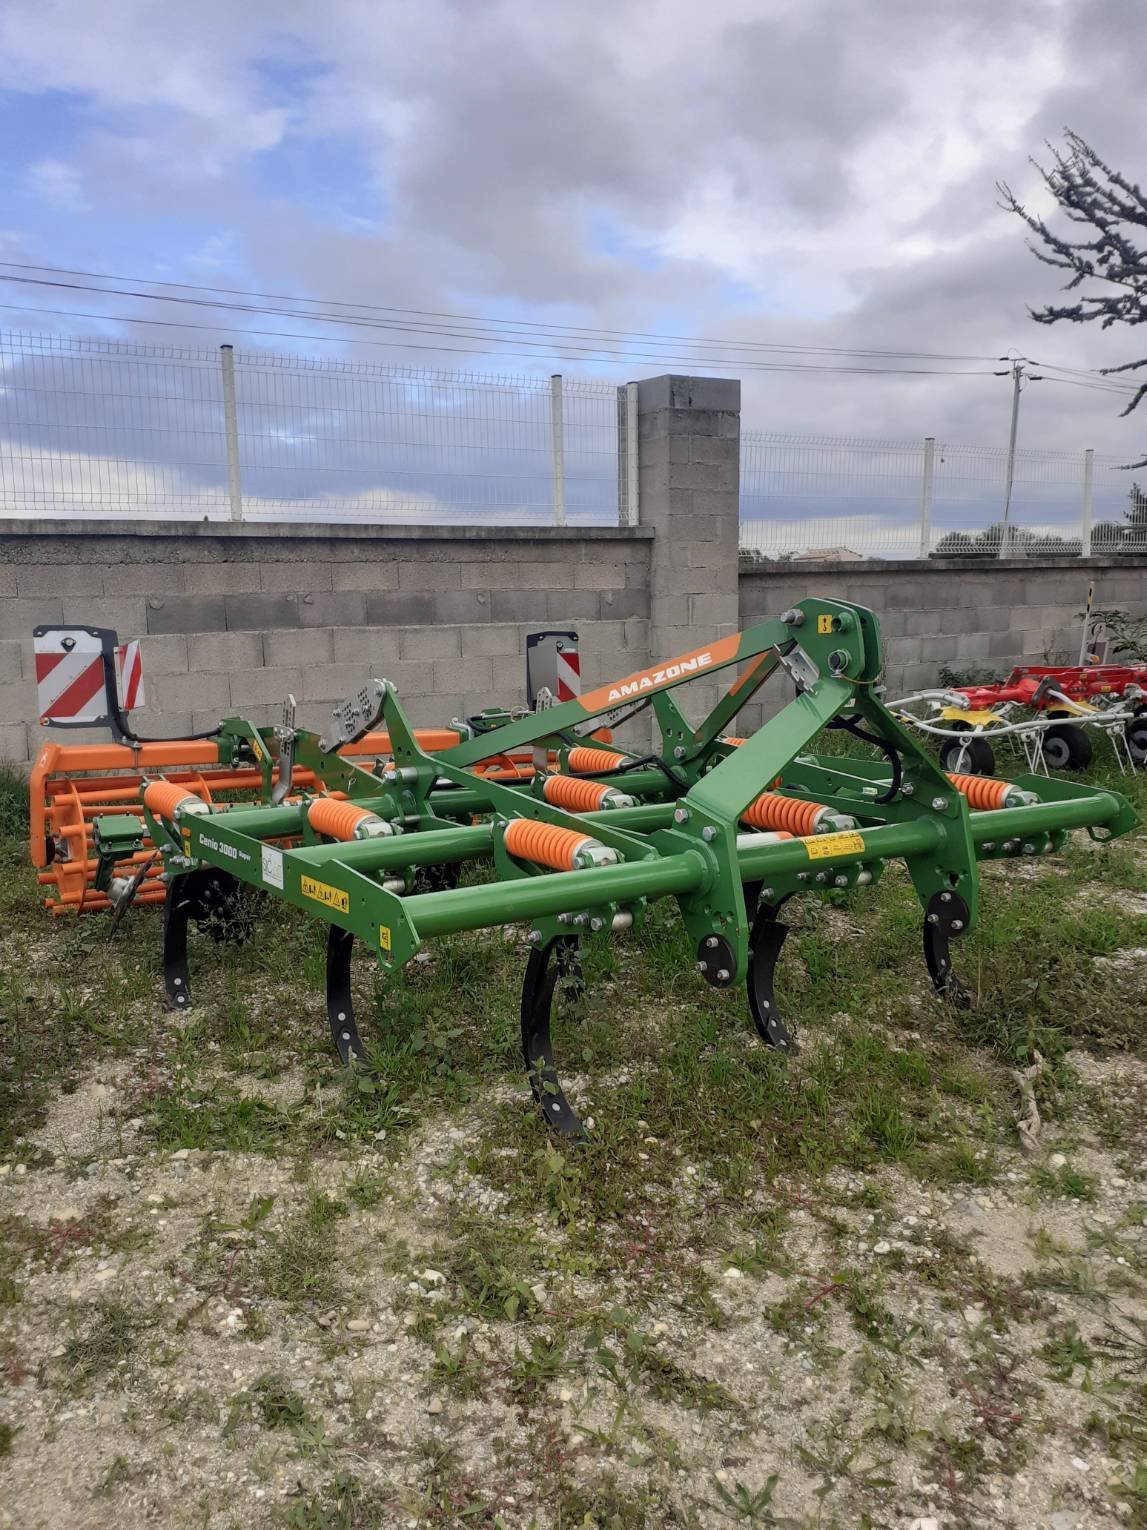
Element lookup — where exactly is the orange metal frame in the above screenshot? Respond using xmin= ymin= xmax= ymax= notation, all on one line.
xmin=28 ymin=726 xmax=590 ymax=915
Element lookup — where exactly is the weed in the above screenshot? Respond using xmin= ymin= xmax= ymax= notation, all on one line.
xmin=60 ymin=1298 xmax=156 ymax=1393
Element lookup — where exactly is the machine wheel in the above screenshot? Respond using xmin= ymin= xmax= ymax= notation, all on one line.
xmin=938 ymin=733 xmax=996 ymax=776
xmin=1125 ymin=717 xmax=1147 ymax=765
xmin=1043 ymin=722 xmax=1092 ymax=772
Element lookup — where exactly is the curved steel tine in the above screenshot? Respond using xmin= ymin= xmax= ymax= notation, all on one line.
xmin=163 ymin=872 xmax=194 ymax=1012
xmin=325 ymin=925 xmax=368 ymax=1065
xmin=746 ymin=900 xmax=797 ymax=1052
xmin=923 ymin=891 xmax=972 ymax=1010
xmin=521 ymin=934 xmax=587 ymax=1141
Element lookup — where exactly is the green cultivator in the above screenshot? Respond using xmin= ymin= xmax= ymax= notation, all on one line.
xmin=95 ymin=599 xmax=1138 ymax=1138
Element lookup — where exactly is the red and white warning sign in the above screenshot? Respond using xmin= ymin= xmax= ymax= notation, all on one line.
xmin=33 ymin=626 xmax=145 ymax=727
xmin=115 ymin=638 xmax=145 ymax=711
xmin=555 ymin=640 xmax=580 ymax=702
xmin=525 ymin=629 xmax=579 ymax=710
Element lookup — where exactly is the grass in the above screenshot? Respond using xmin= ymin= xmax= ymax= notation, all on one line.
xmin=60 ymin=1298 xmax=157 ymax=1394
xmin=2 ymin=742 xmax=1147 ymax=1524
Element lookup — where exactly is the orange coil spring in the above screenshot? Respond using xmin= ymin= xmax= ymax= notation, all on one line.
xmin=142 ymin=781 xmax=202 ymax=822
xmin=566 ymin=746 xmax=628 ymax=774
xmin=741 ymin=791 xmax=824 ymax=836
xmin=946 ymin=772 xmax=1011 ymax=811
xmin=504 ymin=818 xmax=594 ymax=870
xmin=722 ymin=736 xmax=748 ymax=746
xmin=542 ymin=774 xmax=612 ymax=812
xmin=308 ymin=797 xmax=381 ymax=840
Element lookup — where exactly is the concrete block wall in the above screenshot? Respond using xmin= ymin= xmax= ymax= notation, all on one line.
xmin=0 ymin=522 xmax=653 ymax=763
xmin=737 ymin=556 xmax=1147 ymax=728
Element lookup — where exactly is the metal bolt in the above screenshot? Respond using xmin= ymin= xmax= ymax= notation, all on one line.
xmin=982 ymin=841 xmax=996 ymax=852
xmin=951 ymin=919 xmax=964 ymax=931
xmin=558 ymin=912 xmax=571 ymax=924
xmin=834 ymin=874 xmax=848 ymax=887
xmin=931 ymin=796 xmax=947 ymax=811
xmin=927 ymin=913 xmax=940 ymax=924
xmin=940 ymin=892 xmax=952 ymax=903
xmin=529 ymin=929 xmax=542 ymax=944
xmin=696 ymin=960 xmax=708 ymax=973
xmin=901 ymin=783 xmax=915 ymax=796
xmin=674 ymin=807 xmax=690 ymax=824
xmin=815 ymin=871 xmax=826 ymax=884
xmin=761 ymin=887 xmax=775 ymax=902
xmin=1003 ymin=839 xmax=1019 ymax=852
xmin=1022 ymin=842 xmax=1035 ymax=854
xmin=574 ymin=913 xmax=588 ymax=926
xmin=705 ymin=935 xmax=719 ymax=948
xmin=701 ymin=826 xmax=717 ymax=842
xmin=781 ymin=608 xmax=804 ymax=627
xmin=673 ymin=746 xmax=687 ymax=760
xmin=589 ymin=916 xmax=604 ymax=932
xmin=716 ymin=968 xmax=730 ymax=982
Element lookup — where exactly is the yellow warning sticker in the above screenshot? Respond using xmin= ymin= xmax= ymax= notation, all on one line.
xmin=379 ymin=925 xmax=392 ymax=952
xmin=803 ymin=830 xmax=866 ymax=860
xmin=817 ymin=614 xmax=834 ymax=634
xmin=301 ymin=874 xmax=349 ymax=913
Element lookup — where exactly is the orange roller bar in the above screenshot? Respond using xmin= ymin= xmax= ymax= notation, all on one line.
xmin=946 ymin=772 xmax=1011 ymax=811
xmin=142 ymin=781 xmax=203 ymax=822
xmin=566 ymin=746 xmax=629 ymax=774
xmin=504 ymin=819 xmax=594 ymax=871
xmin=741 ymin=791 xmax=824 ymax=837
xmin=307 ymin=798 xmax=385 ymax=841
xmin=542 ymin=774 xmax=612 ymax=813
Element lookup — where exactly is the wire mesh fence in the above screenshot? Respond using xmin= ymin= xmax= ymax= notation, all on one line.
xmin=0 ymin=331 xmax=620 ymax=526
xmin=739 ymin=429 xmax=1143 ymax=560
xmin=2 ymin=328 xmax=1143 ymax=554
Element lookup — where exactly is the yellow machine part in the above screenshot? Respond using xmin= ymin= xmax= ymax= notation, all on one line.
xmin=938 ymin=707 xmax=1004 ymax=727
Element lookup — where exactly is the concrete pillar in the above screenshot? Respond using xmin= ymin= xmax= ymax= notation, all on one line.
xmin=636 ymin=375 xmax=741 ymax=711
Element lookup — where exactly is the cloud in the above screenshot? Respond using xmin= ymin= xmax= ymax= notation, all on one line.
xmin=0 ymin=0 xmax=1145 ymax=473
xmin=25 ymin=158 xmax=88 ymax=211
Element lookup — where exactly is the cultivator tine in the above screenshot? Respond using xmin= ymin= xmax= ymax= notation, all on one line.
xmin=922 ymin=891 xmax=972 ymax=1010
xmin=325 ymin=926 xmax=367 ymax=1065
xmin=163 ymin=873 xmax=195 ymax=1012
xmin=746 ymin=903 xmax=797 ymax=1052
xmin=521 ymin=935 xmax=587 ymax=1141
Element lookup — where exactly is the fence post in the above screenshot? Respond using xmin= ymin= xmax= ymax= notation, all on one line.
xmin=617 ymin=381 xmax=640 ymax=527
xmin=550 ymin=373 xmax=566 ymax=527
xmin=918 ymin=436 xmax=935 ymax=558
xmin=1081 ymin=447 xmax=1094 ymax=558
xmin=219 ymin=344 xmax=244 ymax=523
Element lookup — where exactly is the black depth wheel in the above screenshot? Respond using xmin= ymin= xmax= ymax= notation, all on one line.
xmin=938 ymin=733 xmax=996 ymax=776
xmin=1043 ymin=721 xmax=1092 ymax=772
xmin=1125 ymin=718 xmax=1147 ymax=765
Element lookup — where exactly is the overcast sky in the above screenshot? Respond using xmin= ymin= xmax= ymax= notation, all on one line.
xmin=1 ymin=0 xmax=1145 ymax=465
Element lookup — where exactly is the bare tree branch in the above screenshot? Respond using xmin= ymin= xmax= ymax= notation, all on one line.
xmin=1001 ymin=130 xmax=1147 ymax=472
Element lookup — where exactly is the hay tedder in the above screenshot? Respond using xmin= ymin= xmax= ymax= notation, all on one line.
xmin=890 ymin=663 xmax=1147 ymax=779
xmin=67 ymin=598 xmax=1137 ymax=1138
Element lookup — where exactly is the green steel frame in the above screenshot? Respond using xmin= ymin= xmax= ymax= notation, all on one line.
xmin=107 ymin=597 xmax=1137 ymax=1137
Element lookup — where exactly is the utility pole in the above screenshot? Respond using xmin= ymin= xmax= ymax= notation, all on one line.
xmin=994 ymin=357 xmax=1042 ymax=559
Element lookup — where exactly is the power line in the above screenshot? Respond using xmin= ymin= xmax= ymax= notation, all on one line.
xmin=0 ymin=301 xmax=1002 ymax=377
xmin=0 ymin=259 xmax=1002 ymax=365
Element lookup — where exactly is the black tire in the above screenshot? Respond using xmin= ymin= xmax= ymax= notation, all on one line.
xmin=1125 ymin=718 xmax=1147 ymax=765
xmin=938 ymin=734 xmax=996 ymax=776
xmin=1043 ymin=722 xmax=1092 ymax=772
